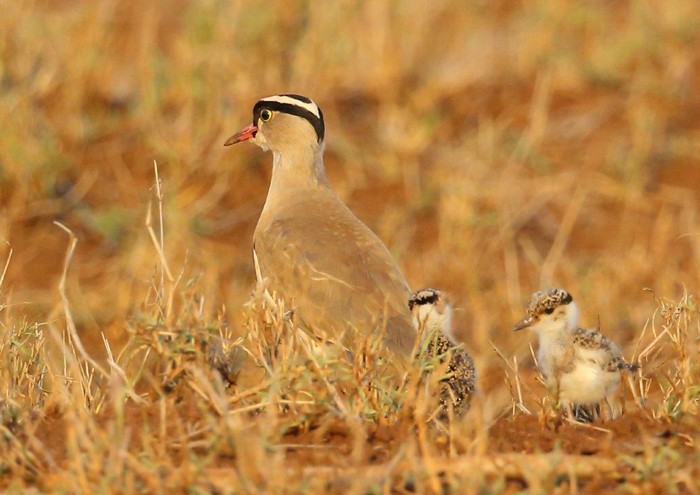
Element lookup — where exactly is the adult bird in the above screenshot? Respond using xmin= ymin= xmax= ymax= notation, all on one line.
xmin=225 ymin=94 xmax=416 ymax=355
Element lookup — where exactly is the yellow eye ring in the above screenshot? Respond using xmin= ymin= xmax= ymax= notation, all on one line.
xmin=260 ymin=109 xmax=273 ymax=122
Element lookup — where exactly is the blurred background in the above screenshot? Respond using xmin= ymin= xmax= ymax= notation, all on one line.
xmin=2 ymin=0 xmax=700 ymax=391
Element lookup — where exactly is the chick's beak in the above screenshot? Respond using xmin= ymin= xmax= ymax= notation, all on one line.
xmin=224 ymin=123 xmax=258 ymax=146
xmin=513 ymin=315 xmax=536 ymax=332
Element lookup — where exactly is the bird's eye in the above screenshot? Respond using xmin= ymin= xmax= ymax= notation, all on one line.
xmin=260 ymin=109 xmax=273 ymax=122
xmin=544 ymin=307 xmax=554 ymax=314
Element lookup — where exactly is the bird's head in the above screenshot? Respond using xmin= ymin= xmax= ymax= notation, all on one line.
xmin=224 ymin=94 xmax=325 ymax=153
xmin=513 ymin=288 xmax=578 ymax=335
xmin=408 ymin=288 xmax=454 ymax=341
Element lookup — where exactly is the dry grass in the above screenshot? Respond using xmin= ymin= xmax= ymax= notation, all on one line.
xmin=1 ymin=0 xmax=700 ymax=492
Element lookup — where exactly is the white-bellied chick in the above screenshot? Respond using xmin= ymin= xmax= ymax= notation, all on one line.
xmin=409 ymin=288 xmax=476 ymax=418
xmin=514 ymin=288 xmax=637 ymax=421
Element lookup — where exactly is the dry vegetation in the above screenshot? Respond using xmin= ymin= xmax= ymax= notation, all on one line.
xmin=1 ymin=0 xmax=700 ymax=493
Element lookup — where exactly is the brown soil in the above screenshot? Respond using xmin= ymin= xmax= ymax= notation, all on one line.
xmin=26 ymin=399 xmax=700 ymax=493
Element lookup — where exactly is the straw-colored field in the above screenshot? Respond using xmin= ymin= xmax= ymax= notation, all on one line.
xmin=1 ymin=1 xmax=699 ymax=493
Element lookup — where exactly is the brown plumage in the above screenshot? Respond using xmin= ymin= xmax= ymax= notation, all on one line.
xmin=226 ymin=95 xmax=416 ymax=356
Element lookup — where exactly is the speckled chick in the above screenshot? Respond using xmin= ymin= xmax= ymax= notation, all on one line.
xmin=514 ymin=288 xmax=637 ymax=421
xmin=409 ymin=288 xmax=477 ymax=418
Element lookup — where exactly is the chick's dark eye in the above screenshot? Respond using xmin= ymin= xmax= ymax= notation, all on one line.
xmin=544 ymin=307 xmax=554 ymax=314
xmin=260 ymin=109 xmax=272 ymax=122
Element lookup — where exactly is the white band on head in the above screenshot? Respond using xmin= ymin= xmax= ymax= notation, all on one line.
xmin=261 ymin=95 xmax=321 ymax=118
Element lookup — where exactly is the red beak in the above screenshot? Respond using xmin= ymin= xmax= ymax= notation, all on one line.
xmin=224 ymin=124 xmax=258 ymax=146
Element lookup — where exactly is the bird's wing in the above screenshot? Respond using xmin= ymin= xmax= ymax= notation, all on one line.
xmin=573 ymin=327 xmax=631 ymax=371
xmin=253 ymin=195 xmax=415 ymax=355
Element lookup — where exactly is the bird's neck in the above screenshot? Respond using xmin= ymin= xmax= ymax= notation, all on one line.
xmin=537 ymin=324 xmax=573 ymax=345
xmin=536 ymin=323 xmax=574 ymax=377
xmin=535 ymin=319 xmax=576 ymax=370
xmin=268 ymin=146 xmax=330 ymax=198
xmin=256 ymin=146 xmax=334 ymax=236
